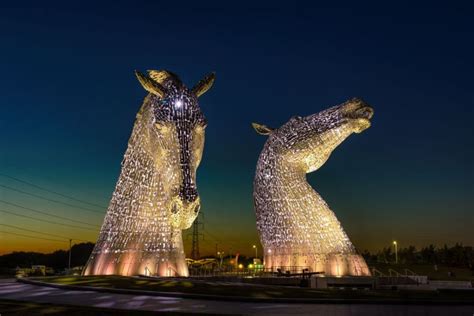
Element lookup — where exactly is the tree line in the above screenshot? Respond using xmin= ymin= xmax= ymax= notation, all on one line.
xmin=1 ymin=243 xmax=473 ymax=273
xmin=361 ymin=243 xmax=474 ymax=268
xmin=0 ymin=242 xmax=94 ymax=274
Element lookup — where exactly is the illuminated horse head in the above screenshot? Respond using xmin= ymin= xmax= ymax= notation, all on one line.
xmin=252 ymin=98 xmax=374 ymax=276
xmin=253 ymin=98 xmax=374 ymax=173
xmin=135 ymin=70 xmax=214 ymax=229
xmin=83 ymin=70 xmax=214 ymax=277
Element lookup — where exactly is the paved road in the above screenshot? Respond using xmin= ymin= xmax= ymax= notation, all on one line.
xmin=0 ymin=279 xmax=473 ymax=315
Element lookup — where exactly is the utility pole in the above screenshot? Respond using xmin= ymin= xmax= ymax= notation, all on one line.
xmin=68 ymin=239 xmax=72 ymax=271
xmin=190 ymin=213 xmax=203 ymax=260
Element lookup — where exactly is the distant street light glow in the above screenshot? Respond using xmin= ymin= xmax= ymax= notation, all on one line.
xmin=393 ymin=240 xmax=398 ymax=264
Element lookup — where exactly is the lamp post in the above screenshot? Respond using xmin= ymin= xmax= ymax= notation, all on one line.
xmin=217 ymin=251 xmax=224 ymax=268
xmin=393 ymin=240 xmax=398 ymax=264
xmin=68 ymin=239 xmax=72 ymax=272
xmin=252 ymin=244 xmax=258 ymax=259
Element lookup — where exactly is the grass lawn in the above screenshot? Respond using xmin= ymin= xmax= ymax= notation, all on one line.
xmin=29 ymin=275 xmax=474 ymax=303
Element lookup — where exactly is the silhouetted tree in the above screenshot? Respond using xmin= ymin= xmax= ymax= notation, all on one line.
xmin=0 ymin=242 xmax=94 ymax=273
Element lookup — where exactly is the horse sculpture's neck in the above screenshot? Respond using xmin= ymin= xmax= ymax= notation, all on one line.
xmin=83 ymin=99 xmax=188 ymax=277
xmin=254 ymin=125 xmax=372 ymax=276
xmin=255 ymin=144 xmax=355 ymax=255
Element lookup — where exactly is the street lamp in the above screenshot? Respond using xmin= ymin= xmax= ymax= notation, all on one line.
xmin=252 ymin=244 xmax=258 ymax=259
xmin=393 ymin=240 xmax=398 ymax=264
xmin=68 ymin=239 xmax=72 ymax=272
xmin=217 ymin=251 xmax=224 ymax=268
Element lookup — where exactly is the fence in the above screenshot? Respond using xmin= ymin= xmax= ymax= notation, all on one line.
xmin=188 ymin=265 xmax=314 ymax=277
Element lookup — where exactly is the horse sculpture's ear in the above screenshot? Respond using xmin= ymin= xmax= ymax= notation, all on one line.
xmin=148 ymin=70 xmax=181 ymax=86
xmin=135 ymin=70 xmax=166 ymax=98
xmin=192 ymin=72 xmax=216 ymax=97
xmin=252 ymin=122 xmax=274 ymax=136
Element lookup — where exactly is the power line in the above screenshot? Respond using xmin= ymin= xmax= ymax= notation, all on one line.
xmin=203 ymin=229 xmax=221 ymax=242
xmin=202 ymin=228 xmax=242 ymax=251
xmin=0 ymin=173 xmax=107 ymax=209
xmin=0 ymin=223 xmax=92 ymax=242
xmin=0 ymin=184 xmax=105 ymax=214
xmin=0 ymin=209 xmax=98 ymax=232
xmin=0 ymin=199 xmax=100 ymax=228
xmin=0 ymin=230 xmax=67 ymax=243
xmin=199 ymin=237 xmax=217 ymax=248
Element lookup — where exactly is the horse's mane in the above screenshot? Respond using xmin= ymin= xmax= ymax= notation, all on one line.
xmin=99 ymin=96 xmax=166 ymax=234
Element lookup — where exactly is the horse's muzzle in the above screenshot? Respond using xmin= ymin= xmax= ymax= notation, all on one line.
xmin=178 ymin=185 xmax=199 ymax=203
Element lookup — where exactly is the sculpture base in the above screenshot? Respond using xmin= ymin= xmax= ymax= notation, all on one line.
xmin=264 ymin=252 xmax=371 ymax=276
xmin=82 ymin=252 xmax=189 ymax=277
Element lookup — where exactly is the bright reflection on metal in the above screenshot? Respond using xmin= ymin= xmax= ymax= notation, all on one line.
xmin=175 ymin=99 xmax=183 ymax=108
xmin=253 ymin=98 xmax=373 ymax=276
xmin=83 ymin=70 xmax=215 ymax=277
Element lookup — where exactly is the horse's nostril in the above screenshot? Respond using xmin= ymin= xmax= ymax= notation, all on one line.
xmin=354 ymin=107 xmax=374 ymax=119
xmin=171 ymin=202 xmax=179 ymax=214
xmin=363 ymin=108 xmax=374 ymax=119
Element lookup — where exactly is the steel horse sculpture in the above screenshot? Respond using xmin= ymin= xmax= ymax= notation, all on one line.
xmin=253 ymin=98 xmax=373 ymax=276
xmin=84 ymin=70 xmax=215 ymax=277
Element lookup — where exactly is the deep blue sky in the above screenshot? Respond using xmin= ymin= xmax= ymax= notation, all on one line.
xmin=0 ymin=2 xmax=473 ymax=255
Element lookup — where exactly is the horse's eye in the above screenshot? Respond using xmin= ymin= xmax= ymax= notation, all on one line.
xmin=155 ymin=122 xmax=169 ymax=132
xmin=200 ymin=118 xmax=208 ymax=129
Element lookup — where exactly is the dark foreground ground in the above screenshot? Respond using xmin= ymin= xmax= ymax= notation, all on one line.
xmin=26 ymin=275 xmax=474 ymax=303
xmin=1 ymin=278 xmax=473 ymax=315
xmin=0 ymin=299 xmax=196 ymax=316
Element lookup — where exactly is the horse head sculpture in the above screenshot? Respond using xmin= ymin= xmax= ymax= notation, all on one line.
xmin=252 ymin=97 xmax=373 ymax=276
xmin=83 ymin=70 xmax=215 ymax=277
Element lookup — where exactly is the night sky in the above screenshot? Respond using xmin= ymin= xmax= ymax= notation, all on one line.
xmin=0 ymin=2 xmax=473 ymax=256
